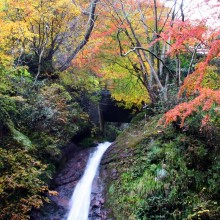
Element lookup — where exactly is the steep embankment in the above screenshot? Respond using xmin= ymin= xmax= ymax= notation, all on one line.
xmin=101 ymin=115 xmax=220 ymax=220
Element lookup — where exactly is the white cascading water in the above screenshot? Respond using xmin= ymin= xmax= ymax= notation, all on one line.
xmin=67 ymin=142 xmax=111 ymax=220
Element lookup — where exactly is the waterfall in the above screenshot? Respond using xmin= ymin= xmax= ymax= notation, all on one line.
xmin=67 ymin=142 xmax=111 ymax=220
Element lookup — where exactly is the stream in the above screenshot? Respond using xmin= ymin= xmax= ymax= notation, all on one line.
xmin=66 ymin=142 xmax=111 ymax=220
xmin=31 ymin=142 xmax=112 ymax=220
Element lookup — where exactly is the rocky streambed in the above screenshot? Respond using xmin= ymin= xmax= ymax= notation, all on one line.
xmin=31 ymin=142 xmax=110 ymax=220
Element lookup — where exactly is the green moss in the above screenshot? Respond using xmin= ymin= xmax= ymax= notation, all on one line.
xmin=12 ymin=129 xmax=33 ymax=150
xmin=4 ymin=118 xmax=33 ymax=150
xmin=103 ymin=116 xmax=220 ymax=219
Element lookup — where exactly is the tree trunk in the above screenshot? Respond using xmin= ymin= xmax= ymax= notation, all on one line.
xmin=58 ymin=0 xmax=99 ymax=72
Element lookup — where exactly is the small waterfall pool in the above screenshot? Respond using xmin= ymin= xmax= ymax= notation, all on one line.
xmin=66 ymin=142 xmax=111 ymax=220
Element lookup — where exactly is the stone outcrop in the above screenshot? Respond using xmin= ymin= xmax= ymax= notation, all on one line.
xmin=31 ymin=142 xmax=110 ymax=220
xmin=31 ymin=143 xmax=91 ymax=220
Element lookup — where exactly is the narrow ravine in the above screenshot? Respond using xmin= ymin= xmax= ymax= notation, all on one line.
xmin=66 ymin=142 xmax=111 ymax=220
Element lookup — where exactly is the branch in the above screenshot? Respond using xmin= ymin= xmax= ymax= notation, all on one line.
xmin=116 ymin=29 xmax=124 ymax=56
xmin=187 ymin=44 xmax=200 ymax=75
xmin=180 ymin=0 xmax=185 ymax=22
xmin=32 ymin=31 xmax=49 ymax=87
xmin=58 ymin=0 xmax=99 ymax=72
xmin=122 ymin=46 xmax=173 ymax=77
xmin=159 ymin=3 xmax=174 ymax=33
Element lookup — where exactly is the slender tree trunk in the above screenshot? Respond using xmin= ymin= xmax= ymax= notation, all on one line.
xmin=187 ymin=44 xmax=200 ymax=75
xmin=58 ymin=0 xmax=99 ymax=71
xmin=175 ymin=55 xmax=182 ymax=87
xmin=159 ymin=42 xmax=167 ymax=77
xmin=33 ymin=27 xmax=49 ymax=87
xmin=153 ymin=0 xmax=160 ymax=75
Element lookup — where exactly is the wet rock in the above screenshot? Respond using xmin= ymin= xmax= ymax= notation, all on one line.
xmin=100 ymin=198 xmax=105 ymax=204
xmin=111 ymin=168 xmax=118 ymax=179
xmin=31 ymin=144 xmax=92 ymax=220
xmin=31 ymin=142 xmax=111 ymax=220
xmin=89 ymin=171 xmax=108 ymax=220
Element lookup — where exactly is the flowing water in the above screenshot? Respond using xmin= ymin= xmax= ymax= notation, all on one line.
xmin=66 ymin=142 xmax=111 ymax=220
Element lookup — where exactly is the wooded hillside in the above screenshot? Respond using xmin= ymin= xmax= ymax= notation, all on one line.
xmin=0 ymin=0 xmax=219 ymax=219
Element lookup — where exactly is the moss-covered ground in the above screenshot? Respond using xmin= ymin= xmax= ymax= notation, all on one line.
xmin=102 ymin=114 xmax=220 ymax=220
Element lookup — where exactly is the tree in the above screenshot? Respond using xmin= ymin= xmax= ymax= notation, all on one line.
xmin=0 ymin=0 xmax=99 ymax=80
xmin=101 ymin=0 xmax=183 ymax=103
xmin=161 ymin=1 xmax=220 ymax=128
xmin=73 ymin=0 xmax=186 ymax=106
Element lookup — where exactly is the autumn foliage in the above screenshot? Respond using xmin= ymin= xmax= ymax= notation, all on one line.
xmin=161 ymin=18 xmax=220 ymax=127
xmin=0 ymin=0 xmax=219 ymax=218
xmin=164 ymin=88 xmax=220 ymax=126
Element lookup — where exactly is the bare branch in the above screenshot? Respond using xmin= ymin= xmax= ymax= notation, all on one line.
xmin=121 ymin=46 xmax=173 ymax=77
xmin=187 ymin=44 xmax=200 ymax=75
xmin=58 ymin=0 xmax=99 ymax=72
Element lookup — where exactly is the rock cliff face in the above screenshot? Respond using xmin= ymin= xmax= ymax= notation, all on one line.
xmin=31 ymin=143 xmax=91 ymax=220
xmin=89 ymin=170 xmax=108 ymax=220
xmin=31 ymin=142 xmax=109 ymax=220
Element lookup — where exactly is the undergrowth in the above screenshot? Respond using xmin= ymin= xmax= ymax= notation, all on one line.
xmin=104 ymin=114 xmax=220 ymax=220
